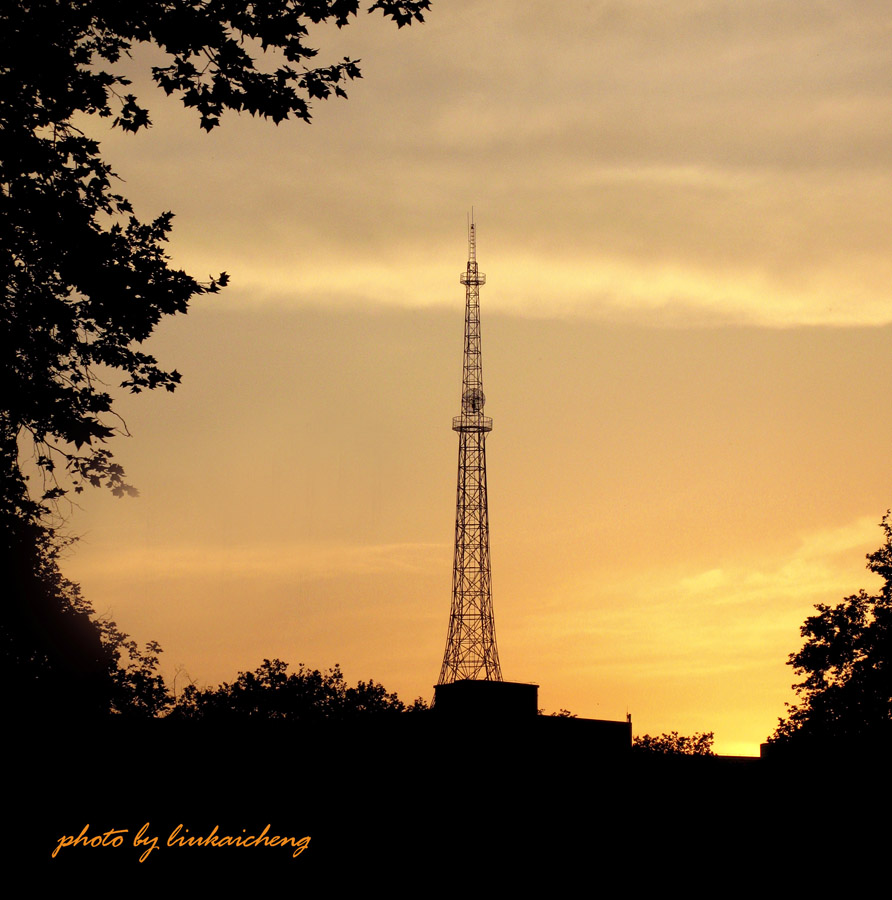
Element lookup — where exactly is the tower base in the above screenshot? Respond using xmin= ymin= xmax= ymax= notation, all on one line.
xmin=433 ymin=679 xmax=539 ymax=717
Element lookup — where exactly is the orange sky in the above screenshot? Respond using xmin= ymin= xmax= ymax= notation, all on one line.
xmin=57 ymin=1 xmax=892 ymax=755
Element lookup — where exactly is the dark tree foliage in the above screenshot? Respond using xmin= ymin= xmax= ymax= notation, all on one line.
xmin=1 ymin=1 xmax=428 ymax=718
xmin=1 ymin=0 xmax=429 ymax=507
xmin=770 ymin=513 xmax=892 ymax=751
xmin=172 ymin=657 xmax=428 ymax=721
xmin=2 ymin=509 xmax=171 ymax=721
xmin=632 ymin=731 xmax=715 ymax=756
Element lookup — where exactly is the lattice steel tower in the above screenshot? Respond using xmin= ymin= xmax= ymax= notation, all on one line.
xmin=438 ymin=217 xmax=503 ymax=684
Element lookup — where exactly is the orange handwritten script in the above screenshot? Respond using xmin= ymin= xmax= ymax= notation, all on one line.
xmin=52 ymin=824 xmax=311 ymax=862
xmin=52 ymin=825 xmax=127 ymax=857
xmin=167 ymin=824 xmax=311 ymax=858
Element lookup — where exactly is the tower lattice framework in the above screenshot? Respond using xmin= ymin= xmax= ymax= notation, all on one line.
xmin=438 ymin=219 xmax=503 ymax=684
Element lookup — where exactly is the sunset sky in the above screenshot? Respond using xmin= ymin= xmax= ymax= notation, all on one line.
xmin=57 ymin=1 xmax=891 ymax=755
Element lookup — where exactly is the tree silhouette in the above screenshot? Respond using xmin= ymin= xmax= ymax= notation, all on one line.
xmin=1 ymin=0 xmax=429 ymax=509
xmin=770 ymin=512 xmax=892 ymax=751
xmin=2 ymin=508 xmax=171 ymax=721
xmin=632 ymin=731 xmax=715 ymax=755
xmin=171 ymin=658 xmax=427 ymax=721
xmin=2 ymin=1 xmax=429 ymax=717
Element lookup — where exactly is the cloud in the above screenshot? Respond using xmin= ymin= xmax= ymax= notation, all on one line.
xmin=524 ymin=515 xmax=882 ymax=662
xmin=673 ymin=515 xmax=883 ymax=606
xmin=80 ymin=2 xmax=892 ymax=329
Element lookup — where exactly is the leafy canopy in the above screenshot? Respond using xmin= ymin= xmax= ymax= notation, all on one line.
xmin=172 ymin=657 xmax=428 ymax=721
xmin=0 ymin=0 xmax=429 ymax=508
xmin=2 ymin=506 xmax=171 ymax=721
xmin=771 ymin=512 xmax=892 ymax=749
xmin=632 ymin=731 xmax=715 ymax=756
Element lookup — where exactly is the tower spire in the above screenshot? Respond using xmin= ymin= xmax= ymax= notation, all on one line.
xmin=438 ymin=216 xmax=502 ymax=684
xmin=467 ymin=207 xmax=476 ymax=263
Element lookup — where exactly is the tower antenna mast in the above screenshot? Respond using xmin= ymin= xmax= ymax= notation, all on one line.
xmin=438 ymin=214 xmax=503 ymax=683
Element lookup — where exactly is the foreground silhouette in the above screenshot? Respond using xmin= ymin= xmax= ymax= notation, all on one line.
xmin=768 ymin=511 xmax=892 ymax=755
xmin=2 ymin=0 xmax=430 ymax=732
xmin=1 ymin=495 xmax=170 ymax=722
xmin=170 ymin=658 xmax=428 ymax=721
xmin=17 ymin=702 xmax=890 ymax=889
xmin=632 ymin=730 xmax=715 ymax=755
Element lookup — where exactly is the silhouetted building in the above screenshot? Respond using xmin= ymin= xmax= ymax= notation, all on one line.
xmin=434 ymin=679 xmax=538 ymax=717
